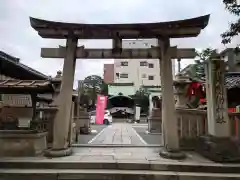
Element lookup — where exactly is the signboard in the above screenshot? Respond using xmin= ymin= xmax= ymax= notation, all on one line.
xmin=2 ymin=94 xmax=32 ymax=107
xmin=135 ymin=106 xmax=141 ymax=121
xmin=95 ymin=95 xmax=107 ymax=124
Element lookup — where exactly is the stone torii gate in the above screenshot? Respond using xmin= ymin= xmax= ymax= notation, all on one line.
xmin=30 ymin=14 xmax=210 ymax=158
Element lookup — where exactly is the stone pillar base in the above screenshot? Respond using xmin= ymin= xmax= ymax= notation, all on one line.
xmin=159 ymin=148 xmax=186 ymax=160
xmin=76 ymin=109 xmax=90 ymax=135
xmin=148 ymin=108 xmax=162 ymax=134
xmin=196 ymin=135 xmax=240 ymax=163
xmin=44 ymin=147 xmax=73 ymax=157
xmin=148 ymin=118 xmax=162 ymax=134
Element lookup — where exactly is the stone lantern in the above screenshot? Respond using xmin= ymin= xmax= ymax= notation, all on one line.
xmin=173 ymin=74 xmax=191 ymax=109
xmin=148 ymin=96 xmax=162 ymax=134
xmin=55 ymin=70 xmax=62 ymax=78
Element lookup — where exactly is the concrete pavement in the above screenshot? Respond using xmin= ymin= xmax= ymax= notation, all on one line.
xmin=89 ymin=123 xmax=147 ymax=145
xmin=132 ymin=123 xmax=163 ymax=145
xmin=76 ymin=125 xmax=107 ymax=144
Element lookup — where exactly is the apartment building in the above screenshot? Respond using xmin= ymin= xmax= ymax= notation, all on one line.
xmin=113 ymin=39 xmax=175 ymax=90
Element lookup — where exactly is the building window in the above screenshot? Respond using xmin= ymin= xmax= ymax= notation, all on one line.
xmin=148 ymin=75 xmax=154 ymax=80
xmin=120 ymin=73 xmax=128 ymax=78
xmin=116 ymin=73 xmax=120 ymax=78
xmin=121 ymin=61 xmax=128 ymax=66
xmin=148 ymin=63 xmax=154 ymax=68
xmin=142 ymin=74 xmax=146 ymax=78
xmin=140 ymin=61 xmax=148 ymax=66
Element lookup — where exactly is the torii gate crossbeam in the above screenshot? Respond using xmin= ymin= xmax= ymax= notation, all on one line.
xmin=41 ymin=47 xmax=196 ymax=59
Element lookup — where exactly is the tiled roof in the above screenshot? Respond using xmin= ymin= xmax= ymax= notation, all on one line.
xmin=0 ymin=80 xmax=54 ymax=94
xmin=225 ymin=73 xmax=240 ymax=89
xmin=0 ymin=51 xmax=19 ymax=63
xmin=0 ymin=50 xmax=49 ymax=80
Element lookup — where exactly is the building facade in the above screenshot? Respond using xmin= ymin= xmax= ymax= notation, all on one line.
xmin=103 ymin=64 xmax=114 ymax=83
xmin=112 ymin=39 xmax=175 ymax=90
xmin=220 ymin=48 xmax=240 ymax=72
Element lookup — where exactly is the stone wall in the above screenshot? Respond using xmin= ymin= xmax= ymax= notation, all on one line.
xmin=0 ymin=107 xmax=33 ymax=127
xmin=0 ymin=131 xmax=47 ymax=156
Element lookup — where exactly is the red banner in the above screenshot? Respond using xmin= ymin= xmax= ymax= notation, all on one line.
xmin=95 ymin=95 xmax=107 ymax=124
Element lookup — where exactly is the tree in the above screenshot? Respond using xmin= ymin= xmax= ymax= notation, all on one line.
xmin=83 ymin=75 xmax=106 ymax=105
xmin=221 ymin=0 xmax=240 ymax=51
xmin=193 ymin=48 xmax=215 ymax=81
xmin=132 ymin=87 xmax=150 ymax=114
xmin=100 ymin=82 xmax=108 ymax=96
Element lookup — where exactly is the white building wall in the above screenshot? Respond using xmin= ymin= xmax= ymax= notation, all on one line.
xmin=114 ymin=39 xmax=175 ymax=90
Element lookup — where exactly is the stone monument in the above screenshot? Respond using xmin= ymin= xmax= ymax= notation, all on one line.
xmin=197 ymin=56 xmax=240 ymax=162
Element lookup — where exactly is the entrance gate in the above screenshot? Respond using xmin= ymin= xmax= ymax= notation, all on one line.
xmin=30 ymin=14 xmax=210 ymax=158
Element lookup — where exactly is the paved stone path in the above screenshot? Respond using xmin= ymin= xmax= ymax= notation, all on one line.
xmin=89 ymin=123 xmax=147 ymax=145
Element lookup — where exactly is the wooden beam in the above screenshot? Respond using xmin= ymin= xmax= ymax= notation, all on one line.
xmin=175 ymin=48 xmax=196 ymax=59
xmin=41 ymin=47 xmax=196 ymax=59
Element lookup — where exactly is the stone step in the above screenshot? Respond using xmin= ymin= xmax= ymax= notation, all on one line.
xmin=0 ymin=160 xmax=240 ymax=174
xmin=0 ymin=169 xmax=240 ymax=180
xmin=72 ymin=144 xmax=160 ymax=147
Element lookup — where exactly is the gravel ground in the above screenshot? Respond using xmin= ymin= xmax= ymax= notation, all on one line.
xmin=133 ymin=125 xmax=163 ymax=145
xmin=77 ymin=124 xmax=107 ymax=144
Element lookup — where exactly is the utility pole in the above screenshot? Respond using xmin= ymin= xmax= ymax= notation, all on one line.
xmin=177 ymin=58 xmax=181 ymax=73
xmin=77 ymin=80 xmax=84 ymax=119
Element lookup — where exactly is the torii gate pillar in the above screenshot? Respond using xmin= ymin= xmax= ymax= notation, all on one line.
xmin=158 ymin=38 xmax=186 ymax=159
xmin=45 ymin=37 xmax=78 ymax=157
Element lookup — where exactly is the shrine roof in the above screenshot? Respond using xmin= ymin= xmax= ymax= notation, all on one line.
xmin=30 ymin=15 xmax=210 ymax=39
xmin=0 ymin=51 xmax=48 ymax=80
xmin=0 ymin=80 xmax=55 ymax=94
xmin=108 ymin=83 xmax=134 ymax=86
xmin=225 ymin=72 xmax=240 ymax=89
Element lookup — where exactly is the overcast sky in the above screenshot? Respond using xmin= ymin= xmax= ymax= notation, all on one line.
xmin=0 ymin=0 xmax=239 ymax=87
